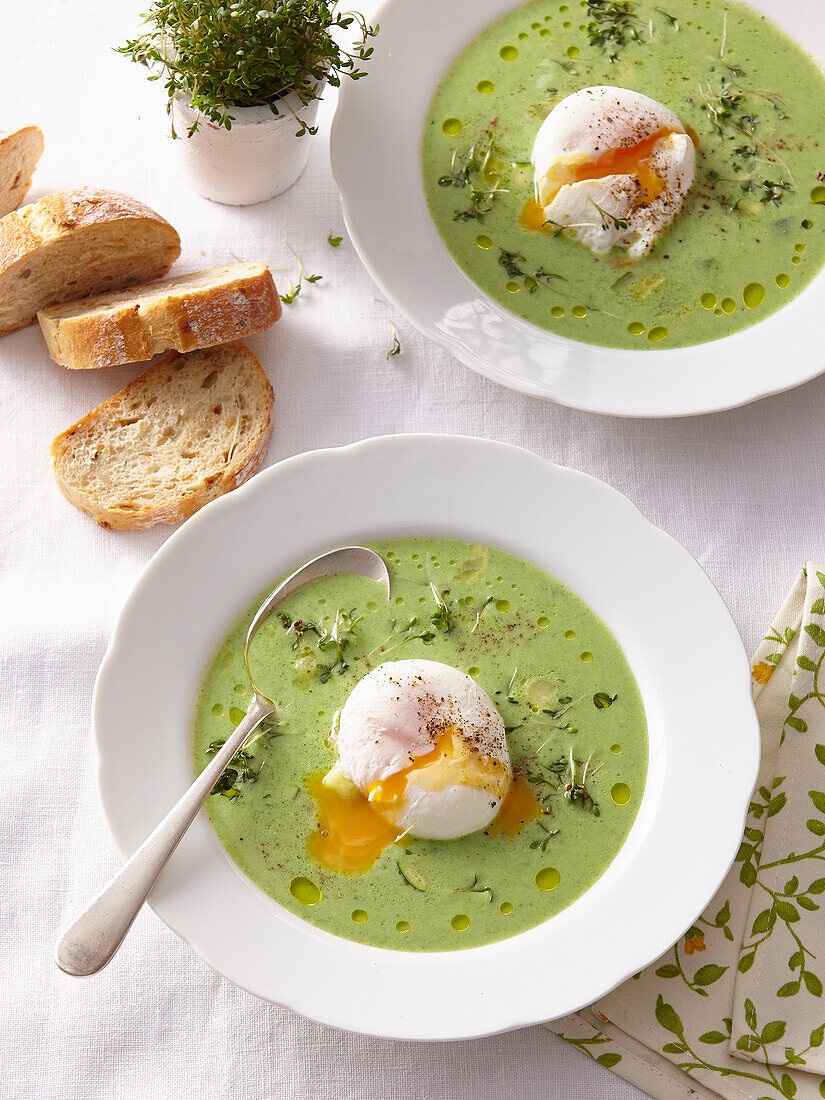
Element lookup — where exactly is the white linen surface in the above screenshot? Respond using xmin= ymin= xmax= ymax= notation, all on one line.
xmin=3 ymin=2 xmax=824 ymax=1097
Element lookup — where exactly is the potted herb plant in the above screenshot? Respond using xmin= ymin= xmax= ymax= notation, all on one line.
xmin=119 ymin=0 xmax=378 ymax=205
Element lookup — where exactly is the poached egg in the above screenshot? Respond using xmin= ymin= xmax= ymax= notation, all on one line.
xmin=311 ymin=660 xmax=511 ymax=872
xmin=531 ymin=86 xmax=696 ymax=258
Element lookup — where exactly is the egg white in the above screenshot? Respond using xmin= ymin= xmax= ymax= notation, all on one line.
xmin=532 ymin=85 xmax=695 ymax=257
xmin=335 ymin=659 xmax=511 ymax=840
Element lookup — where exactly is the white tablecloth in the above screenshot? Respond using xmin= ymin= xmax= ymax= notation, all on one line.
xmin=4 ymin=3 xmax=824 ymax=1097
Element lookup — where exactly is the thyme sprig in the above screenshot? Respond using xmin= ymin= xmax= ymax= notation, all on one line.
xmin=118 ymin=0 xmax=378 ymax=137
xmin=386 ymin=318 xmax=402 ymax=360
xmin=698 ymin=73 xmax=795 ymax=205
xmin=590 ymin=199 xmax=629 ymax=232
xmin=498 ymin=248 xmax=566 ymax=293
xmin=438 ymin=127 xmax=509 ymax=223
xmin=454 ymin=873 xmax=494 ymax=903
xmin=206 ymin=716 xmax=279 ymax=800
xmin=278 ymin=248 xmax=323 ymax=304
xmin=278 ymin=607 xmax=363 ymax=681
xmin=529 ymin=820 xmax=560 ymax=852
xmin=586 ymin=1 xmax=643 ymax=61
xmin=429 ymin=583 xmax=455 ymax=633
xmin=528 ymin=748 xmax=602 ymax=817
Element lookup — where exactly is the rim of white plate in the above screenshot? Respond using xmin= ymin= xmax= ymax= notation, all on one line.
xmin=94 ymin=435 xmax=760 ymax=1039
xmin=330 ymin=0 xmax=825 ymax=417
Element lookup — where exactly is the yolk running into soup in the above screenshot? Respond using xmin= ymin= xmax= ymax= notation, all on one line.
xmin=486 ymin=773 xmax=542 ymax=836
xmin=308 ymin=775 xmax=401 ymax=874
xmin=533 ymin=127 xmax=679 ymax=221
xmin=308 ymin=726 xmax=511 ymax=873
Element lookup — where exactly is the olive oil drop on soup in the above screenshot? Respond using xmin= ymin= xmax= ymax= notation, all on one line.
xmin=193 ymin=540 xmax=648 ymax=952
xmin=422 ymin=0 xmax=825 ymax=350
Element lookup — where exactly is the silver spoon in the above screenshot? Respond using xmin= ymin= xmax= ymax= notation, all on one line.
xmin=55 ymin=546 xmax=390 ymax=977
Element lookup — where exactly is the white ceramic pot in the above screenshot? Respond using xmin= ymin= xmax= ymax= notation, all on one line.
xmin=171 ymin=91 xmax=321 ymax=205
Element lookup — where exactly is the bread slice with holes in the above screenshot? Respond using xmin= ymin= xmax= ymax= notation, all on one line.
xmin=0 ymin=188 xmax=180 ymax=337
xmin=38 ymin=262 xmax=281 ymax=370
xmin=50 ymin=342 xmax=273 ymax=529
xmin=0 ymin=126 xmax=44 ymax=217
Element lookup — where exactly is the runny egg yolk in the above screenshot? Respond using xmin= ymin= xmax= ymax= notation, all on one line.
xmin=534 ymin=126 xmax=677 ymax=218
xmin=367 ymin=724 xmax=510 ymax=808
xmin=485 ymin=773 xmax=542 ymax=836
xmin=308 ymin=774 xmax=400 ymax=874
xmin=309 ymin=725 xmax=511 ymax=873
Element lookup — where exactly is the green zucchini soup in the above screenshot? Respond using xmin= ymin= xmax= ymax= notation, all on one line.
xmin=422 ymin=0 xmax=825 ymax=349
xmin=193 ymin=540 xmax=648 ymax=952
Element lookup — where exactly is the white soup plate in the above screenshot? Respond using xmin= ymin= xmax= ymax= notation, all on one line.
xmin=330 ymin=0 xmax=825 ymax=417
xmin=94 ymin=435 xmax=759 ymax=1039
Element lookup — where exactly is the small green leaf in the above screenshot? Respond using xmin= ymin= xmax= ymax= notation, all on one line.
xmin=596 ymin=1052 xmax=622 ymax=1068
xmin=593 ymin=691 xmax=617 ymax=709
xmin=804 ymin=971 xmax=824 ymax=997
xmin=805 ymin=623 xmax=825 ymax=646
xmin=789 ymin=693 xmax=803 ymax=710
xmin=811 ymin=1023 xmax=825 ymax=1047
xmin=741 ymin=861 xmax=757 ymax=886
xmin=775 ymin=900 xmax=800 ymax=923
xmin=798 ymin=655 xmax=817 ymax=671
xmin=787 ymin=716 xmax=809 ymax=734
xmin=798 ymin=896 xmax=819 ymax=911
xmin=327 ymin=232 xmax=343 ymax=247
xmin=655 ymin=995 xmax=685 ymax=1039
xmin=699 ymin=1030 xmax=727 ymax=1044
xmin=745 ymin=998 xmax=758 ymax=1031
xmin=715 ymin=900 xmax=731 ymax=925
xmin=808 ymin=878 xmax=825 ymax=894
xmin=811 ymin=598 xmax=825 ymax=615
xmin=778 ymin=981 xmax=801 ymax=997
xmin=815 ymin=743 xmax=825 ymax=766
xmin=760 ymin=1020 xmax=786 ymax=1043
xmin=752 ymin=908 xmax=773 ymax=935
xmin=693 ymin=963 xmax=728 ymax=986
xmin=784 ymin=876 xmax=799 ymax=895
xmin=780 ymin=1072 xmax=797 ymax=1097
xmin=739 ymin=951 xmax=755 ymax=973
xmin=810 ymin=791 xmax=825 ymax=814
xmin=768 ymin=792 xmax=788 ymax=817
xmin=817 ymin=571 xmax=825 ymax=589
xmin=790 ymin=950 xmax=805 ymax=970
xmin=655 ymin=964 xmax=681 ymax=979
xmin=808 ymin=819 xmax=825 ymax=835
xmin=736 ymin=1034 xmax=761 ymax=1052
xmin=661 ymin=1042 xmax=685 ymax=1054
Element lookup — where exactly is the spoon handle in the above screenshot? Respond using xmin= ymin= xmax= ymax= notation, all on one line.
xmin=54 ymin=694 xmax=274 ymax=977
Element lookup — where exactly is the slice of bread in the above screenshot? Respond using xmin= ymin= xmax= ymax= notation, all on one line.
xmin=0 ymin=188 xmax=180 ymax=337
xmin=0 ymin=126 xmax=44 ymax=216
xmin=50 ymin=342 xmax=273 ymax=529
xmin=38 ymin=262 xmax=282 ymax=370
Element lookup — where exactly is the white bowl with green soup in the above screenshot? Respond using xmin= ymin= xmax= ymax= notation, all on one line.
xmin=331 ymin=0 xmax=825 ymax=415
xmin=94 ymin=435 xmax=759 ymax=1039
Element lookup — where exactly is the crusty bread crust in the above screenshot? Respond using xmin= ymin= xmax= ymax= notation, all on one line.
xmin=38 ymin=263 xmax=282 ymax=369
xmin=0 ymin=125 xmax=44 ymax=217
xmin=0 ymin=188 xmax=180 ymax=336
xmin=50 ymin=342 xmax=273 ymax=529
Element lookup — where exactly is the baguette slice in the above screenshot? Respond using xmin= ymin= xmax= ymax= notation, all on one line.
xmin=50 ymin=342 xmax=273 ymax=529
xmin=38 ymin=262 xmax=281 ymax=369
xmin=0 ymin=125 xmax=44 ymax=216
xmin=0 ymin=188 xmax=180 ymax=337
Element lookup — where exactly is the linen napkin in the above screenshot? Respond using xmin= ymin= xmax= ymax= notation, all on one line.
xmin=547 ymin=564 xmax=825 ymax=1100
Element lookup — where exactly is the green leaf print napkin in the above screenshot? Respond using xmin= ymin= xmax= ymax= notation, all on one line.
xmin=546 ymin=564 xmax=825 ymax=1100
